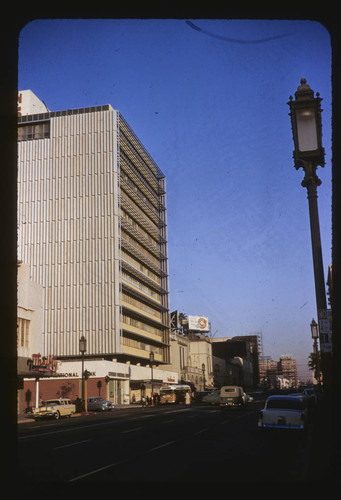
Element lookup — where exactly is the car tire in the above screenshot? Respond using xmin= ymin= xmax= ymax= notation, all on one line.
xmin=55 ymin=411 xmax=60 ymax=420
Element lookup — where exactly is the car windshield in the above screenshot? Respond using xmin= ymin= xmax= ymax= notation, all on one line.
xmin=40 ymin=400 xmax=59 ymax=406
xmin=266 ymin=398 xmax=302 ymax=410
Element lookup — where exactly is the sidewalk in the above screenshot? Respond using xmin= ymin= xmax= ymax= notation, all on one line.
xmin=303 ymin=396 xmax=338 ymax=482
xmin=17 ymin=404 xmax=143 ymax=423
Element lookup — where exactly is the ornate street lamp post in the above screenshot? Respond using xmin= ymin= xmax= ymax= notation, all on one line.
xmin=288 ymin=78 xmax=327 ymax=313
xmin=202 ymin=363 xmax=206 ymax=391
xmin=310 ymin=318 xmax=321 ymax=387
xmin=288 ymin=78 xmax=329 ymax=386
xmin=150 ymin=351 xmax=154 ymax=406
xmin=79 ymin=335 xmax=87 ymax=412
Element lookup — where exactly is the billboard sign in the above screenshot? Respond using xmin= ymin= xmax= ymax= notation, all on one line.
xmin=188 ymin=315 xmax=210 ymax=332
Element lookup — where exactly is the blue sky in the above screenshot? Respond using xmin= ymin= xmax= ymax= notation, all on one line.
xmin=18 ymin=18 xmax=332 ymax=379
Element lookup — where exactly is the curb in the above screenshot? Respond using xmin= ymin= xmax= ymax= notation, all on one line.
xmin=17 ymin=404 xmax=143 ymax=423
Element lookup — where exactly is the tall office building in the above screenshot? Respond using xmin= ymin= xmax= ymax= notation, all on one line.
xmin=18 ymin=90 xmax=170 ymax=368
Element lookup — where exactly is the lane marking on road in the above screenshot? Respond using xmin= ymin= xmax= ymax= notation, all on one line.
xmin=193 ymin=428 xmax=209 ymax=435
xmin=121 ymin=427 xmax=143 ymax=434
xmin=68 ymin=440 xmax=176 ymax=482
xmin=54 ymin=440 xmax=91 ymax=450
xmin=18 ymin=417 xmax=137 ymax=440
xmin=149 ymin=441 xmax=176 ymax=452
xmin=67 ymin=409 xmax=261 ymax=482
xmin=163 ymin=408 xmax=190 ymax=414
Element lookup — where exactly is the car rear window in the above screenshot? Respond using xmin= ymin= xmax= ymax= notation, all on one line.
xmin=266 ymin=398 xmax=302 ymax=410
xmin=222 ymin=388 xmax=238 ymax=394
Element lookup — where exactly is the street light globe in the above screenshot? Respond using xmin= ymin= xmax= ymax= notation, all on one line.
xmin=296 ymin=108 xmax=318 ymax=152
xmin=310 ymin=318 xmax=319 ymax=340
xmin=288 ymin=78 xmax=325 ymax=168
xmin=79 ymin=335 xmax=87 ymax=354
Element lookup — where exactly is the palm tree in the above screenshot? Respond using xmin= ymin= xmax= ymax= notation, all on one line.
xmin=179 ymin=312 xmax=187 ymax=324
xmin=179 ymin=312 xmax=188 ymax=333
xmin=308 ymin=351 xmax=321 ymax=381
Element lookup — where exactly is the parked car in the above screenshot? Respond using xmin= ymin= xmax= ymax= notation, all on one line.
xmin=290 ymin=391 xmax=317 ymax=411
xmin=87 ymin=397 xmax=114 ymax=411
xmin=32 ymin=398 xmax=76 ymax=420
xmin=193 ymin=391 xmax=210 ymax=403
xmin=303 ymin=387 xmax=318 ymax=404
xmin=220 ymin=386 xmax=248 ymax=409
xmin=258 ymin=395 xmax=308 ymax=431
xmin=201 ymin=390 xmax=220 ymax=405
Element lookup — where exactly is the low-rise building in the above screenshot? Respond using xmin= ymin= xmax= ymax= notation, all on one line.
xmin=210 ymin=336 xmax=254 ymax=390
xmin=17 ymin=261 xmax=44 ymax=412
xmin=23 ymin=359 xmax=178 ymax=407
xmin=187 ymin=333 xmax=215 ymax=390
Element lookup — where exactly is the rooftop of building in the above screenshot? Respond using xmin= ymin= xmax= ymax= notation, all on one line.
xmin=17 ymin=90 xmax=165 ymax=179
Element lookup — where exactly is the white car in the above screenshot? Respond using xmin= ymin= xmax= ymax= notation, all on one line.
xmin=33 ymin=398 xmax=76 ymax=420
xmin=258 ymin=395 xmax=308 ymax=430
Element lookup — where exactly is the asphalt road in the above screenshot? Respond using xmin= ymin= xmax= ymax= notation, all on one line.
xmin=17 ymin=402 xmax=311 ymax=486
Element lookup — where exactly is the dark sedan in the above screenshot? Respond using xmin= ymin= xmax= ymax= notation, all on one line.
xmin=87 ymin=397 xmax=114 ymax=411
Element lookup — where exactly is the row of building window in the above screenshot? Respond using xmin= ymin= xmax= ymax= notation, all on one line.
xmin=122 ymin=292 xmax=162 ymax=320
xmin=17 ymin=318 xmax=30 ymax=347
xmin=121 ymin=206 xmax=159 ymax=248
xmin=121 ymin=230 xmax=160 ymax=267
xmin=120 ymin=163 xmax=161 ymax=215
xmin=121 ymin=335 xmax=162 ymax=356
xmin=121 ymin=314 xmax=163 ymax=338
xmin=121 ymin=271 xmax=161 ymax=302
xmin=18 ymin=122 xmax=50 ymax=141
xmin=121 ymin=250 xmax=161 ymax=285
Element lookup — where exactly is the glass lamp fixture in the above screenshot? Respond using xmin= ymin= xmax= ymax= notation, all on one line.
xmin=79 ymin=335 xmax=87 ymax=354
xmin=310 ymin=318 xmax=319 ymax=340
xmin=288 ymin=78 xmax=325 ymax=169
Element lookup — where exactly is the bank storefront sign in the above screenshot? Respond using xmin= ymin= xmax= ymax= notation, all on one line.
xmin=56 ymin=360 xmax=178 ymax=386
xmin=56 ymin=360 xmax=129 ymax=379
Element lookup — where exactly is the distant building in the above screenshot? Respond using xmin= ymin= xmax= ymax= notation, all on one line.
xmin=210 ymin=336 xmax=254 ymax=390
xmin=259 ymin=355 xmax=298 ymax=389
xmin=167 ymin=330 xmax=203 ymax=391
xmin=233 ymin=335 xmax=261 ymax=387
xmin=278 ymin=355 xmax=298 ymax=388
xmin=168 ymin=311 xmax=214 ymax=390
xmin=187 ymin=333 xmax=215 ymax=390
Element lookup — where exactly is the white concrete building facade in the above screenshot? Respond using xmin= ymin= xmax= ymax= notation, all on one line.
xmin=17 ymin=91 xmax=171 ymax=396
xmin=17 ymin=261 xmax=44 ymax=359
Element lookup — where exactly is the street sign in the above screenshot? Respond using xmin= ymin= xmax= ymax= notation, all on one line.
xmin=318 ymin=309 xmax=332 ymax=353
